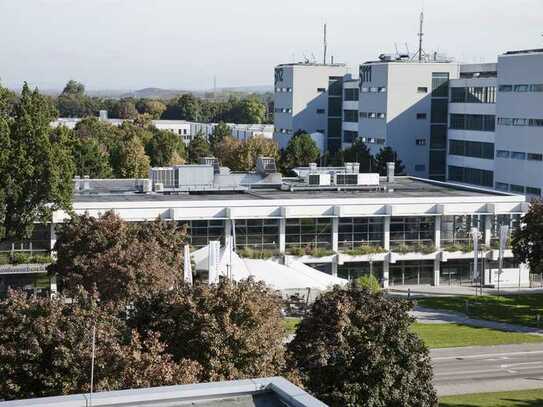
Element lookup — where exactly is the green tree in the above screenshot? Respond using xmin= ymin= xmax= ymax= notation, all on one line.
xmin=0 ymin=84 xmax=17 ymax=117
xmin=130 ymin=279 xmax=287 ymax=382
xmin=49 ymin=212 xmax=187 ymax=303
xmin=374 ymin=146 xmax=405 ymax=176
xmin=236 ymin=97 xmax=267 ymax=124
xmin=282 ymin=131 xmax=321 ymax=170
xmin=513 ymin=200 xmax=543 ymax=273
xmin=110 ymin=123 xmax=152 ymax=178
xmin=209 ymin=122 xmax=232 ymax=151
xmin=187 ymin=132 xmax=210 ymax=163
xmin=0 ymin=83 xmax=74 ymax=240
xmin=342 ymin=139 xmax=376 ymax=172
xmin=163 ymin=94 xmax=201 ymax=121
xmin=146 ymin=129 xmax=187 ymax=166
xmin=73 ymin=138 xmax=113 ymax=178
xmin=56 ymin=80 xmax=96 ymax=117
xmin=115 ymin=98 xmax=138 ymax=120
xmin=288 ymin=284 xmax=437 ymax=407
xmin=0 ymin=289 xmax=199 ymax=401
xmin=139 ymin=99 xmax=167 ymax=119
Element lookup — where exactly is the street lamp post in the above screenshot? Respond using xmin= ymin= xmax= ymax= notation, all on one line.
xmin=471 ymin=227 xmax=483 ymax=296
xmin=498 ymin=225 xmax=509 ymax=296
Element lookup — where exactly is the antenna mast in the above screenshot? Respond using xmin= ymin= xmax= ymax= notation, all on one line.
xmin=323 ymin=23 xmax=328 ymax=64
xmin=417 ymin=11 xmax=424 ymax=62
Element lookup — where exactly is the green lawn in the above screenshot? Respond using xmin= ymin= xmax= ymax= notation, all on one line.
xmin=417 ymin=294 xmax=543 ymax=328
xmin=440 ymin=388 xmax=543 ymax=406
xmin=412 ymin=323 xmax=543 ymax=348
xmin=283 ymin=317 xmax=301 ymax=335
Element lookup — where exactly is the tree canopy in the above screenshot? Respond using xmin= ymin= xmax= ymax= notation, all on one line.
xmin=145 ymin=128 xmax=186 ymax=167
xmin=342 ymin=139 xmax=376 ymax=173
xmin=49 ymin=212 xmax=187 ymax=303
xmin=282 ymin=131 xmax=321 ymax=171
xmin=209 ymin=122 xmax=232 ymax=151
xmin=0 ymin=83 xmax=74 ymax=240
xmin=374 ymin=146 xmax=406 ymax=176
xmin=513 ymin=200 xmax=543 ymax=273
xmin=288 ymin=284 xmax=437 ymax=406
xmin=187 ymin=132 xmax=211 ymax=163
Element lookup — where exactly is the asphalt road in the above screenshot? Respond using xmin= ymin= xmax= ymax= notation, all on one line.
xmin=433 ymin=343 xmax=543 ymax=396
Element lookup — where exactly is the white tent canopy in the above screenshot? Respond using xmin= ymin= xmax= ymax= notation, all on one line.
xmin=191 ymin=244 xmax=347 ymax=291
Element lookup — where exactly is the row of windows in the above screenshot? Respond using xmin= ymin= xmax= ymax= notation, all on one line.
xmin=359 ymin=137 xmax=385 ymax=145
xmin=344 ymin=88 xmax=359 ymax=101
xmin=499 ymin=84 xmax=543 ymax=93
xmin=276 ymin=128 xmax=292 ymax=135
xmin=274 ymin=107 xmax=292 ymax=113
xmin=495 ymin=182 xmax=542 ymax=196
xmin=450 ymin=114 xmax=496 ymax=132
xmin=343 ymin=110 xmax=358 ymax=122
xmin=450 ymin=86 xmax=496 ymax=104
xmin=360 ymin=65 xmax=372 ymax=83
xmin=496 ymin=150 xmax=543 ymax=161
xmin=361 ymin=86 xmax=387 ymax=93
xmin=449 ymin=140 xmax=494 ymax=160
xmin=360 ymin=112 xmax=386 ymax=119
xmin=343 ymin=130 xmax=358 ymax=143
xmin=275 ymin=87 xmax=292 ymax=93
xmin=497 ymin=117 xmax=543 ymax=127
xmin=448 ymin=165 xmax=494 ymax=188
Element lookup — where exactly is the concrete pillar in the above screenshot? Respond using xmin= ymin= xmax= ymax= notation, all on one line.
xmin=433 ymin=256 xmax=440 ymax=286
xmin=384 ymin=217 xmax=390 ymax=251
xmin=279 ymin=218 xmax=286 ymax=254
xmin=382 ymin=260 xmax=390 ymax=289
xmin=434 ymin=215 xmax=441 ymax=250
xmin=224 ymin=219 xmax=232 ymax=245
xmin=332 ymin=217 xmax=339 ymax=252
xmin=484 ymin=215 xmax=492 ymax=247
xmin=331 ymin=259 xmax=338 ymax=278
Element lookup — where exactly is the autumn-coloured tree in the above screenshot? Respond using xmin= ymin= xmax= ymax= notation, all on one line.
xmin=49 ymin=212 xmax=186 ymax=303
xmin=288 ymin=284 xmax=437 ymax=407
xmin=130 ymin=279 xmax=287 ymax=382
xmin=236 ymin=135 xmax=279 ymax=171
xmin=0 ymin=289 xmax=199 ymax=401
xmin=213 ymin=135 xmax=242 ymax=169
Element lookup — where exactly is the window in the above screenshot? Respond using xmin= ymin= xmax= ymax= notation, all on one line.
xmin=449 ymin=114 xmax=495 ymax=131
xmin=328 ymin=97 xmax=342 ymax=116
xmin=528 ymin=153 xmax=543 ymax=161
xmin=286 ymin=218 xmax=333 ymax=249
xmin=495 ymin=182 xmax=509 ymax=191
xmin=499 ymin=117 xmax=543 ymax=127
xmin=185 ymin=220 xmax=225 ymax=248
xmin=448 ymin=140 xmax=494 ymax=159
xmin=390 ymin=217 xmax=435 ymax=247
xmin=378 ymin=87 xmax=387 ymax=93
xmin=514 ymin=84 xmax=530 ymax=92
xmin=343 ymin=130 xmax=358 ymax=143
xmin=510 ymin=184 xmax=525 ymax=194
xmin=235 ymin=219 xmax=280 ymax=251
xmin=432 ymin=72 xmax=450 ymax=97
xmin=317 ymin=87 xmax=326 ymax=92
xmin=370 ymin=87 xmax=378 ymax=93
xmin=513 ymin=118 xmax=528 ymax=126
xmin=343 ymin=110 xmax=358 ymax=122
xmin=430 ymin=125 xmax=447 ymax=149
xmin=344 ymin=88 xmax=359 ymax=101
xmin=416 ymin=113 xmax=427 ymax=120
xmin=511 ymin=151 xmax=526 ymax=160
xmin=316 ymin=109 xmax=325 ymax=114
xmin=417 ymin=87 xmax=428 ymax=93
xmin=416 ymin=139 xmax=426 ymax=145
xmin=359 ymin=112 xmax=368 ymax=118
xmin=499 ymin=85 xmax=513 ymax=92
xmin=527 ymin=187 xmax=542 ymax=196
xmin=497 ymin=150 xmax=510 ymax=158
xmin=377 ymin=112 xmax=386 ymax=119
xmin=360 ymin=65 xmax=372 ymax=83
xmin=431 ymin=99 xmax=448 ymax=123
xmin=531 ymin=84 xmax=543 ymax=92
xmin=448 ymin=166 xmax=494 ymax=187
xmin=338 ymin=217 xmax=384 ymax=250
xmin=361 ymin=87 xmax=369 ymax=93
xmin=441 ymin=215 xmax=485 ymax=244
xmin=530 ymin=119 xmax=543 ymax=127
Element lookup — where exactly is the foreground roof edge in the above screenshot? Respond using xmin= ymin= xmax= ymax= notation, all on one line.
xmin=0 ymin=377 xmax=327 ymax=407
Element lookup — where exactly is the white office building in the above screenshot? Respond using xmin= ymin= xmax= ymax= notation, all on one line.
xmin=273 ymin=63 xmax=349 ymax=151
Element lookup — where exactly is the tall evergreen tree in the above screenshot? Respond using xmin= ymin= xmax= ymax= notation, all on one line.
xmin=187 ymin=132 xmax=210 ymax=163
xmin=374 ymin=146 xmax=405 ymax=176
xmin=342 ymin=139 xmax=376 ymax=172
xmin=282 ymin=130 xmax=321 ymax=171
xmin=0 ymin=83 xmax=74 ymax=240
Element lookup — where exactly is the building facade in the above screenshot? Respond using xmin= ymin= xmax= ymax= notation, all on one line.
xmin=273 ymin=63 xmax=349 ymax=151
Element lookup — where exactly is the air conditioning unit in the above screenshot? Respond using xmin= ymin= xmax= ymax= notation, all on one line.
xmin=308 ymin=174 xmax=331 ymax=186
xmin=154 ymin=182 xmax=164 ymax=192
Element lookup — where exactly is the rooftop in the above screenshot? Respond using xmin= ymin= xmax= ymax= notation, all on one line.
xmin=0 ymin=377 xmax=326 ymax=407
xmin=503 ymin=48 xmax=543 ymax=56
xmin=72 ymin=177 xmax=513 ymax=204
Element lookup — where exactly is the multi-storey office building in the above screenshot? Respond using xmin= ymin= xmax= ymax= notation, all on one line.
xmin=494 ymin=49 xmax=543 ymax=196
xmin=273 ymin=63 xmax=349 ymax=151
xmin=356 ymin=59 xmax=460 ymax=180
xmin=2 ymin=160 xmax=527 ymax=297
xmin=446 ymin=63 xmax=497 ymax=188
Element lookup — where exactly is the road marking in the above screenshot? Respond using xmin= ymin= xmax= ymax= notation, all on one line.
xmin=433 ymin=350 xmax=543 ymax=361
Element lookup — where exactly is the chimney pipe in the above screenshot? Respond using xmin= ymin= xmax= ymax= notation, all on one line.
xmin=387 ymin=162 xmax=395 ymax=183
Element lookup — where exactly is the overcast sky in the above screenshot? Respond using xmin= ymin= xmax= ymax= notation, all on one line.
xmin=1 ymin=0 xmax=542 ymax=91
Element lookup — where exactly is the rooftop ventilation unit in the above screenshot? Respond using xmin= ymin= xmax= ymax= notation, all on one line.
xmin=256 ymin=156 xmax=278 ymax=175
xmin=199 ymin=157 xmax=220 ymax=174
xmin=308 ymin=174 xmax=331 ymax=186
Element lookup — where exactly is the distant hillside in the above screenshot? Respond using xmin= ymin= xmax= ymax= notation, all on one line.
xmin=120 ymin=87 xmax=189 ymax=99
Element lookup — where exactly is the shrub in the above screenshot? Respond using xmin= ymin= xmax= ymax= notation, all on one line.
xmin=345 ymin=245 xmax=385 ymax=256
xmin=355 ymin=274 xmax=381 ymax=293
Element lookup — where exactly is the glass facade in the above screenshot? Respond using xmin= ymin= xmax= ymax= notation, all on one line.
xmin=441 ymin=215 xmax=485 ymax=245
xmin=440 ymin=260 xmax=474 ymax=286
xmin=337 ymin=261 xmax=384 ymax=281
xmin=285 ymin=218 xmax=332 ymax=249
xmin=448 ymin=166 xmax=494 ymax=188
xmin=389 ymin=261 xmax=434 ymax=286
xmin=449 ymin=140 xmax=494 ymax=160
xmin=429 ymin=72 xmax=450 ymax=180
xmin=489 ymin=214 xmax=521 ymax=247
xmin=338 ymin=217 xmax=384 ymax=250
xmin=182 ymin=220 xmax=225 ymax=248
xmin=234 ymin=219 xmax=280 ymax=251
xmin=390 ymin=217 xmax=435 ymax=248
